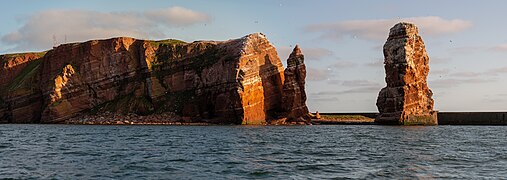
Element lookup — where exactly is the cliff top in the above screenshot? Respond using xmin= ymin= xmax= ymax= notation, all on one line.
xmin=0 ymin=33 xmax=269 ymax=57
xmin=388 ymin=22 xmax=419 ymax=39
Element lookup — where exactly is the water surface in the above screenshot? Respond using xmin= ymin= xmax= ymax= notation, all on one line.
xmin=1 ymin=125 xmax=506 ymax=179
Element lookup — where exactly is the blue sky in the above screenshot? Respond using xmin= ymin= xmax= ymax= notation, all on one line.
xmin=2 ymin=0 xmax=507 ymax=112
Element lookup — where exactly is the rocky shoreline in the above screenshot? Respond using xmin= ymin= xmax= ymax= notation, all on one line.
xmin=64 ymin=112 xmax=212 ymax=125
xmin=59 ymin=112 xmax=374 ymax=125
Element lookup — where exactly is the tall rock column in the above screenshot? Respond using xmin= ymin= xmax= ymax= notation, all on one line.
xmin=282 ymin=45 xmax=310 ymax=122
xmin=376 ymin=22 xmax=437 ymax=125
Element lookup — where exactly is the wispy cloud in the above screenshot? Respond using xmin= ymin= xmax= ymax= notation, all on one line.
xmin=305 ymin=16 xmax=472 ymax=42
xmin=329 ymin=61 xmax=358 ymax=69
xmin=277 ymin=46 xmax=333 ymax=61
xmin=342 ymin=80 xmax=381 ymax=87
xmin=144 ymin=7 xmax=210 ymax=26
xmin=483 ymin=94 xmax=507 ymax=103
xmin=450 ymin=71 xmax=483 ymax=78
xmin=311 ymin=86 xmax=380 ymax=96
xmin=486 ymin=66 xmax=507 ymax=76
xmin=364 ymin=58 xmax=384 ymax=67
xmin=448 ymin=46 xmax=485 ymax=54
xmin=307 ymin=67 xmax=332 ymax=81
xmin=431 ymin=56 xmax=452 ymax=64
xmin=431 ymin=68 xmax=451 ymax=76
xmin=490 ymin=44 xmax=507 ymax=52
xmin=1 ymin=7 xmax=211 ymax=51
xmin=429 ymin=78 xmax=496 ymax=88
xmin=309 ymin=97 xmax=340 ymax=102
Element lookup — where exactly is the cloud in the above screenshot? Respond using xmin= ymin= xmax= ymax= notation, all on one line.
xmin=431 ymin=56 xmax=452 ymax=64
xmin=486 ymin=66 xmax=507 ymax=76
xmin=307 ymin=67 xmax=332 ymax=81
xmin=448 ymin=46 xmax=484 ymax=54
xmin=277 ymin=46 xmax=333 ymax=60
xmin=483 ymin=94 xmax=507 ymax=103
xmin=490 ymin=44 xmax=507 ymax=52
xmin=312 ymin=79 xmax=382 ymax=96
xmin=309 ymin=97 xmax=340 ymax=102
xmin=432 ymin=66 xmax=507 ymax=78
xmin=1 ymin=7 xmax=211 ymax=51
xmin=144 ymin=7 xmax=211 ymax=26
xmin=329 ymin=61 xmax=357 ymax=69
xmin=364 ymin=58 xmax=384 ymax=67
xmin=429 ymin=78 xmax=495 ymax=88
xmin=342 ymin=80 xmax=381 ymax=87
xmin=311 ymin=86 xmax=380 ymax=96
xmin=305 ymin=16 xmax=472 ymax=41
xmin=431 ymin=68 xmax=451 ymax=76
xmin=450 ymin=71 xmax=483 ymax=78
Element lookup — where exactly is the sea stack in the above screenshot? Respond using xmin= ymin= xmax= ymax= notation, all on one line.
xmin=282 ymin=45 xmax=310 ymax=123
xmin=375 ymin=22 xmax=437 ymax=125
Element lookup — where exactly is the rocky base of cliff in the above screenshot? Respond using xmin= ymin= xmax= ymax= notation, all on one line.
xmin=64 ymin=112 xmax=211 ymax=125
xmin=61 ymin=112 xmax=316 ymax=125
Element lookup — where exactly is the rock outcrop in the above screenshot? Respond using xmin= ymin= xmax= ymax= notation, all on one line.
xmin=0 ymin=33 xmax=309 ymax=125
xmin=376 ymin=22 xmax=437 ymax=125
xmin=281 ymin=45 xmax=310 ymax=122
xmin=0 ymin=53 xmax=46 ymax=123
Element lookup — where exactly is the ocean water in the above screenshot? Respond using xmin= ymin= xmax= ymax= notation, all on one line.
xmin=0 ymin=125 xmax=506 ymax=179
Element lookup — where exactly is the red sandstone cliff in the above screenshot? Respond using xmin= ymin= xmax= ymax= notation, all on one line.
xmin=0 ymin=53 xmax=46 ymax=123
xmin=376 ymin=22 xmax=437 ymax=125
xmin=0 ymin=33 xmax=309 ymax=124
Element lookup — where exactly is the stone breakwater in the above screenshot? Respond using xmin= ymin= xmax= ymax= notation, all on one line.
xmin=0 ymin=33 xmax=310 ymax=125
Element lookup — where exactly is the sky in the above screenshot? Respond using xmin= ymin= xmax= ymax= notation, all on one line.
xmin=1 ymin=0 xmax=507 ymax=112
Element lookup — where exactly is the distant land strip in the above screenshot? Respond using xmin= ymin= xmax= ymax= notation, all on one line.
xmin=315 ymin=112 xmax=507 ymax=125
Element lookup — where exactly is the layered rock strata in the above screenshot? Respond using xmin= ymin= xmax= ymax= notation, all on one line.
xmin=0 ymin=53 xmax=46 ymax=123
xmin=0 ymin=33 xmax=309 ymax=125
xmin=281 ymin=45 xmax=310 ymax=122
xmin=376 ymin=22 xmax=437 ymax=125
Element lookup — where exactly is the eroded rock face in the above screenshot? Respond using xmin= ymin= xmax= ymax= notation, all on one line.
xmin=0 ymin=53 xmax=45 ymax=123
xmin=0 ymin=33 xmax=305 ymax=124
xmin=376 ymin=22 xmax=437 ymax=125
xmin=282 ymin=45 xmax=310 ymax=122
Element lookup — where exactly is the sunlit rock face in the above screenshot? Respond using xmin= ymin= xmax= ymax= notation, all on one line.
xmin=0 ymin=33 xmax=311 ymax=125
xmin=282 ymin=45 xmax=310 ymax=123
xmin=376 ymin=22 xmax=437 ymax=125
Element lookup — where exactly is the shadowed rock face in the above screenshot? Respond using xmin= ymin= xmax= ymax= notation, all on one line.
xmin=282 ymin=45 xmax=310 ymax=122
xmin=0 ymin=33 xmax=308 ymax=124
xmin=0 ymin=53 xmax=46 ymax=123
xmin=376 ymin=22 xmax=437 ymax=125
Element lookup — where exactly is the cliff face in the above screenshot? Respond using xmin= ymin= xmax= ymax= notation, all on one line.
xmin=282 ymin=45 xmax=310 ymax=122
xmin=0 ymin=33 xmax=307 ymax=124
xmin=0 ymin=53 xmax=46 ymax=123
xmin=376 ymin=22 xmax=437 ymax=125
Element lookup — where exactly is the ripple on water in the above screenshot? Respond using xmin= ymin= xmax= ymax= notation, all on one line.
xmin=0 ymin=125 xmax=507 ymax=179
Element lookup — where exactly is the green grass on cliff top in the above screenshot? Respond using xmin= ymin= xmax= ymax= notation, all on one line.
xmin=1 ymin=51 xmax=47 ymax=59
xmin=0 ymin=51 xmax=47 ymax=67
xmin=150 ymin=39 xmax=187 ymax=47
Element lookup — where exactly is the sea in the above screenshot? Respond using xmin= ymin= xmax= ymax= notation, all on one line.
xmin=0 ymin=124 xmax=506 ymax=179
